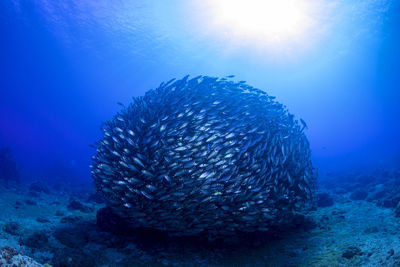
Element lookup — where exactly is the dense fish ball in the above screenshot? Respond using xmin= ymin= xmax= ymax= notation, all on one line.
xmin=91 ymin=75 xmax=316 ymax=237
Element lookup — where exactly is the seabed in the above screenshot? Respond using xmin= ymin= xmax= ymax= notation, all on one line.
xmin=1 ymin=169 xmax=400 ymax=266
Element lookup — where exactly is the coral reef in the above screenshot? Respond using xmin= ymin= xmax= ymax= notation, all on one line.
xmin=0 ymin=246 xmax=43 ymax=267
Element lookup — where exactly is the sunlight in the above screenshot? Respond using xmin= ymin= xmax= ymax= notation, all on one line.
xmin=215 ymin=0 xmax=310 ymax=41
xmin=188 ymin=0 xmax=325 ymax=57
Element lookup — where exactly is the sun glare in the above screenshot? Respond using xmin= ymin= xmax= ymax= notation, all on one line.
xmin=188 ymin=0 xmax=323 ymax=56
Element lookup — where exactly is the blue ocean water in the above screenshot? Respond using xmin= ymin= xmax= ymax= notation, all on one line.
xmin=1 ymin=1 xmax=400 ymax=266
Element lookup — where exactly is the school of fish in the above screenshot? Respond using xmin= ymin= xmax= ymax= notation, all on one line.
xmin=91 ymin=75 xmax=317 ymax=237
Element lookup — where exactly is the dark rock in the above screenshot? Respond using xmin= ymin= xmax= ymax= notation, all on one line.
xmin=366 ymin=188 xmax=386 ymax=201
xmin=86 ymin=230 xmax=128 ymax=248
xmin=29 ymin=181 xmax=50 ymax=194
xmin=86 ymin=192 xmax=104 ymax=204
xmin=364 ymin=226 xmax=379 ymax=234
xmin=14 ymin=201 xmax=22 ymax=209
xmin=53 ymin=223 xmax=94 ymax=248
xmin=350 ymin=190 xmax=368 ymax=201
xmin=52 ymin=183 xmax=65 ymax=192
xmin=28 ymin=191 xmax=40 ymax=198
xmin=395 ymin=201 xmax=400 ymax=217
xmin=67 ymin=199 xmax=94 ymax=213
xmin=25 ymin=199 xmax=37 ymax=205
xmin=52 ymin=248 xmax=95 ymax=267
xmin=331 ymin=210 xmax=346 ymax=216
xmin=60 ymin=215 xmax=83 ymax=223
xmin=2 ymin=221 xmax=22 ymax=236
xmin=55 ymin=210 xmax=65 ymax=217
xmin=96 ymin=206 xmax=137 ymax=236
xmin=53 ymin=227 xmax=88 ymax=248
xmin=333 ymin=188 xmax=347 ymax=195
xmin=316 ymin=192 xmax=334 ymax=207
xmin=36 ymin=217 xmax=50 ymax=223
xmin=291 ymin=214 xmax=317 ymax=231
xmin=382 ymin=199 xmax=396 ymax=208
xmin=21 ymin=231 xmax=49 ymax=248
xmin=388 ymin=249 xmax=395 ymax=257
xmin=342 ymin=246 xmax=363 ymax=259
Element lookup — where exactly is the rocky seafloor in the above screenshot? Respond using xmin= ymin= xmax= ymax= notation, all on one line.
xmin=1 ymin=167 xmax=400 ymax=266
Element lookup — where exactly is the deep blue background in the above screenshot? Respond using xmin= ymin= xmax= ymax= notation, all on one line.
xmin=1 ymin=1 xmax=399 ymax=183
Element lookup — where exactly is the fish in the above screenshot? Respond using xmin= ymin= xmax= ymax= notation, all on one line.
xmin=300 ymin=118 xmax=308 ymax=131
xmin=91 ymin=75 xmax=316 ymax=238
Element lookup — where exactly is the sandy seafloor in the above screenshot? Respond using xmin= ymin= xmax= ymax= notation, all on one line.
xmin=1 ymin=171 xmax=400 ymax=267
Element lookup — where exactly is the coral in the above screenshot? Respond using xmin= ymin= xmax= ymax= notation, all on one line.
xmin=0 ymin=246 xmax=43 ymax=267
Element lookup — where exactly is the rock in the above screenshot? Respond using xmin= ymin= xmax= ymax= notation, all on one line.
xmin=29 ymin=181 xmax=50 ymax=194
xmin=67 ymin=199 xmax=94 ymax=213
xmin=86 ymin=192 xmax=104 ymax=204
xmin=53 ymin=224 xmax=90 ymax=248
xmin=60 ymin=215 xmax=83 ymax=224
xmin=350 ymin=190 xmax=368 ymax=201
xmin=55 ymin=210 xmax=65 ymax=217
xmin=0 ymin=246 xmax=43 ymax=267
xmin=364 ymin=226 xmax=379 ymax=234
xmin=28 ymin=191 xmax=40 ymax=198
xmin=21 ymin=231 xmax=49 ymax=249
xmin=52 ymin=248 xmax=95 ymax=267
xmin=342 ymin=246 xmax=363 ymax=259
xmin=366 ymin=188 xmax=386 ymax=201
xmin=36 ymin=217 xmax=50 ymax=223
xmin=25 ymin=199 xmax=37 ymax=205
xmin=395 ymin=201 xmax=400 ymax=217
xmin=96 ymin=206 xmax=137 ymax=236
xmin=85 ymin=229 xmax=129 ymax=248
xmin=2 ymin=222 xmax=22 ymax=236
xmin=316 ymin=192 xmax=334 ymax=207
xmin=383 ymin=199 xmax=396 ymax=208
xmin=14 ymin=201 xmax=22 ymax=209
xmin=291 ymin=214 xmax=317 ymax=231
